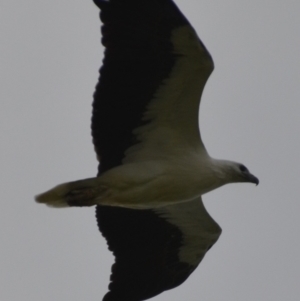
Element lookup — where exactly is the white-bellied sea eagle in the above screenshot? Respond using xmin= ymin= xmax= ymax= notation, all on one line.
xmin=36 ymin=0 xmax=259 ymax=300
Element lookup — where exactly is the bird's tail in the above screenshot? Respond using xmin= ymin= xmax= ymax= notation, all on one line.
xmin=35 ymin=177 xmax=104 ymax=208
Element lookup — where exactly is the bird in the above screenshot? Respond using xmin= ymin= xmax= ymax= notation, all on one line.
xmin=36 ymin=0 xmax=259 ymax=300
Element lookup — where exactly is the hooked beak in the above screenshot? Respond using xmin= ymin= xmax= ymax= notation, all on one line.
xmin=246 ymin=173 xmax=259 ymax=186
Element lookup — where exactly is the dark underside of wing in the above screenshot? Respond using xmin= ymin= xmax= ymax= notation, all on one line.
xmin=91 ymin=0 xmax=189 ymax=170
xmin=96 ymin=206 xmax=195 ymax=301
xmin=92 ymin=0 xmax=199 ymax=300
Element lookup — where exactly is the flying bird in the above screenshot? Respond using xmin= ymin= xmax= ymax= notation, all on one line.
xmin=36 ymin=0 xmax=259 ymax=300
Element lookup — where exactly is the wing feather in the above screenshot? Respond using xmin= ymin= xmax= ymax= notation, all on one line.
xmin=96 ymin=198 xmax=221 ymax=301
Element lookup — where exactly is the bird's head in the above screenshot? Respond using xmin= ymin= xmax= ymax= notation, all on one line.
xmin=215 ymin=160 xmax=259 ymax=186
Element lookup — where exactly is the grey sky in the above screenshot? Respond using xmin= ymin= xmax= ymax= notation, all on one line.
xmin=1 ymin=0 xmax=299 ymax=300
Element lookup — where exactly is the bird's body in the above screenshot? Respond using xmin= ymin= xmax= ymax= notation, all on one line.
xmin=36 ymin=0 xmax=258 ymax=300
xmin=75 ymin=156 xmax=222 ymax=209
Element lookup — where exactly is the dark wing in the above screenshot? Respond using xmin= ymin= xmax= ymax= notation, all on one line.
xmin=92 ymin=0 xmax=186 ymax=169
xmin=92 ymin=0 xmax=213 ymax=170
xmin=96 ymin=206 xmax=194 ymax=301
xmin=96 ymin=198 xmax=221 ymax=301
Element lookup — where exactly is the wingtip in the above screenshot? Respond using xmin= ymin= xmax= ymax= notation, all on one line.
xmin=93 ymin=0 xmax=107 ymax=10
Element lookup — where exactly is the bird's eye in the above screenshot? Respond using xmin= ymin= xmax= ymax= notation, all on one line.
xmin=239 ymin=165 xmax=248 ymax=173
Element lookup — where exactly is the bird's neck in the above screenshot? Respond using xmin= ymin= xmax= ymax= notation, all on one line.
xmin=208 ymin=158 xmax=235 ymax=185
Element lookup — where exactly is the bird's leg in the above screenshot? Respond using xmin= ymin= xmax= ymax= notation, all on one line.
xmin=35 ymin=177 xmax=107 ymax=208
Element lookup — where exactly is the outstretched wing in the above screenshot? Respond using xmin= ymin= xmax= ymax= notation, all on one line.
xmin=92 ymin=0 xmax=213 ymax=170
xmin=96 ymin=198 xmax=221 ymax=301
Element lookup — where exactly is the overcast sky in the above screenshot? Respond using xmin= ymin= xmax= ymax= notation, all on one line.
xmin=1 ymin=0 xmax=300 ymax=300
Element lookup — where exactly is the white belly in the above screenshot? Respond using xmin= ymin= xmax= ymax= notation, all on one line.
xmin=97 ymin=156 xmax=221 ymax=209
